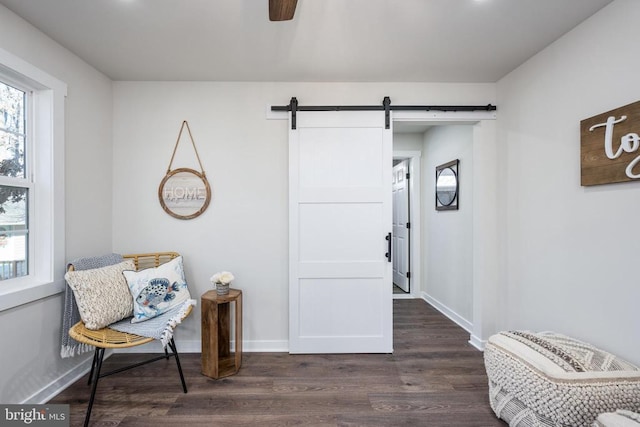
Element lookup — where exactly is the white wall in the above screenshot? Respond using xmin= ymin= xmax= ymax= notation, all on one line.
xmin=1 ymin=0 xmax=634 ymax=405
xmin=393 ymin=133 xmax=423 ymax=152
xmin=496 ymin=0 xmax=640 ymax=364
xmin=112 ymin=82 xmax=495 ymax=351
xmin=422 ymin=126 xmax=474 ymax=327
xmin=0 ymin=5 xmax=113 ymax=402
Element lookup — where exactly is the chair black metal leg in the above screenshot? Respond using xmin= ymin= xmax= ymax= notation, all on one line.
xmin=87 ymin=349 xmax=98 ymax=385
xmin=168 ymin=338 xmax=187 ymax=393
xmin=85 ymin=347 xmax=105 ymax=427
xmin=164 ymin=347 xmax=170 ymax=360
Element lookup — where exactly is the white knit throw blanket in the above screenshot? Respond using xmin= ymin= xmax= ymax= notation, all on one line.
xmin=109 ymin=299 xmax=196 ymax=348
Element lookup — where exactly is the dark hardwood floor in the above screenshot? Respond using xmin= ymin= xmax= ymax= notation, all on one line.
xmin=50 ymin=299 xmax=506 ymax=426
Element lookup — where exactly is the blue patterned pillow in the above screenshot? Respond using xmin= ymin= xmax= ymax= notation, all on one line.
xmin=123 ymin=256 xmax=191 ymax=323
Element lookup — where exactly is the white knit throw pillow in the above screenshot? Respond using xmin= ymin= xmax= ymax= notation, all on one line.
xmin=65 ymin=259 xmax=135 ymax=330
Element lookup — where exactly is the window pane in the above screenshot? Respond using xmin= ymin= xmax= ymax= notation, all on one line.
xmin=0 ymin=82 xmax=26 ymax=179
xmin=0 ymin=186 xmax=28 ymax=280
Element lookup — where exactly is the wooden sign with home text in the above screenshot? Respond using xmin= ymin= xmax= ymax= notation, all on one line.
xmin=581 ymin=100 xmax=640 ymax=186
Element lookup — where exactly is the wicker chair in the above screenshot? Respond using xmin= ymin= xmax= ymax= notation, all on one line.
xmin=68 ymin=252 xmax=193 ymax=427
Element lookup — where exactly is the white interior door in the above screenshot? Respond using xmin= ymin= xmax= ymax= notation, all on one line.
xmin=289 ymin=110 xmax=393 ymax=354
xmin=392 ymin=160 xmax=410 ymax=292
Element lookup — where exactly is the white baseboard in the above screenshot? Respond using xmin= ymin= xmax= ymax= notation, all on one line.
xmin=114 ymin=340 xmax=289 ymax=354
xmin=24 ymin=352 xmax=113 ymax=404
xmin=392 ymin=293 xmax=416 ymax=300
xmin=421 ymin=292 xmax=473 ymax=333
xmin=29 ymin=298 xmax=480 ymax=404
xmin=32 ymin=339 xmax=290 ymax=403
xmin=421 ymin=293 xmax=485 ymax=352
xmin=241 ymin=340 xmax=289 ymax=352
xmin=31 ymin=295 xmax=478 ymax=404
xmin=468 ymin=334 xmax=486 ymax=351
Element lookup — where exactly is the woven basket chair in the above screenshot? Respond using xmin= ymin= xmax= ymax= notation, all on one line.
xmin=68 ymin=252 xmax=193 ymax=427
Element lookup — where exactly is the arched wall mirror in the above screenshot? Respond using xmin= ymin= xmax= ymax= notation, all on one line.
xmin=435 ymin=159 xmax=459 ymax=211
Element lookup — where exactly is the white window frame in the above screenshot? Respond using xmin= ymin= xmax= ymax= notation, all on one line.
xmin=0 ymin=47 xmax=66 ymax=311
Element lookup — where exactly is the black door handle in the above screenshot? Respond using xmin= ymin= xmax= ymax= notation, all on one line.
xmin=385 ymin=233 xmax=391 ymax=262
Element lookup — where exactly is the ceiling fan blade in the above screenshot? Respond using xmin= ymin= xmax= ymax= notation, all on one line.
xmin=269 ymin=0 xmax=298 ymax=21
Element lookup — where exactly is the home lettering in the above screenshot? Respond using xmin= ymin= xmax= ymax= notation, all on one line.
xmin=163 ymin=186 xmax=206 ymax=202
xmin=589 ymin=115 xmax=640 ymax=178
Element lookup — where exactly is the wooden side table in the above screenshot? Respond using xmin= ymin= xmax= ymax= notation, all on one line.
xmin=201 ymin=289 xmax=242 ymax=379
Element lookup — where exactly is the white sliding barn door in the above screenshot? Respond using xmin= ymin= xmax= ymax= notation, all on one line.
xmin=289 ymin=111 xmax=393 ymax=354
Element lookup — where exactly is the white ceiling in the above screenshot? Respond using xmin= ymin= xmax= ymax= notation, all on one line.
xmin=0 ymin=0 xmax=613 ymax=82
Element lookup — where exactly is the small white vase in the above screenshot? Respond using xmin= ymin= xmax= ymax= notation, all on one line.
xmin=216 ymin=282 xmax=230 ymax=295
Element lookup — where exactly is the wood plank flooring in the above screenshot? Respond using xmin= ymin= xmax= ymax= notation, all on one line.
xmin=50 ymin=299 xmax=506 ymax=426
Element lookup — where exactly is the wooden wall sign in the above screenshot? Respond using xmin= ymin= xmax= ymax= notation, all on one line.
xmin=581 ymin=100 xmax=640 ymax=186
xmin=159 ymin=168 xmax=210 ymax=219
xmin=159 ymin=121 xmax=211 ymax=220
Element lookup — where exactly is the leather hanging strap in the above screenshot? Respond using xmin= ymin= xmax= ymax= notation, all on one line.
xmin=167 ymin=120 xmax=206 ymax=176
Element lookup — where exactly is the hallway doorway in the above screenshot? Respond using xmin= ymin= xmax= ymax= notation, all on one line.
xmin=392 ymin=158 xmax=411 ymax=294
xmin=391 ymin=144 xmax=421 ymax=300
